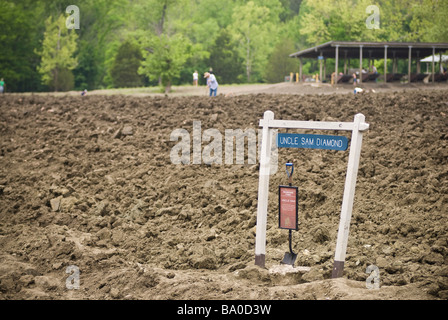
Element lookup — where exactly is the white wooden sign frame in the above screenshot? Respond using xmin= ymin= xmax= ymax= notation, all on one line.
xmin=255 ymin=110 xmax=369 ymax=278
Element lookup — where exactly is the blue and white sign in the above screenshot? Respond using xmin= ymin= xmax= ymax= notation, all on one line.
xmin=277 ymin=133 xmax=348 ymax=151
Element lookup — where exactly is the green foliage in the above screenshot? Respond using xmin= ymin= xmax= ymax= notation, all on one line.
xmin=409 ymin=0 xmax=448 ymax=42
xmin=36 ymin=14 xmax=78 ymax=91
xmin=265 ymin=38 xmax=298 ymax=83
xmin=56 ymin=67 xmax=75 ymax=92
xmin=297 ymin=0 xmax=432 ymax=45
xmin=229 ymin=0 xmax=281 ymax=82
xmin=75 ymin=40 xmax=98 ymax=90
xmin=111 ymin=40 xmax=144 ymax=88
xmin=0 ymin=0 xmax=44 ymax=92
xmin=139 ymin=34 xmax=194 ymax=93
xmin=73 ymin=0 xmax=129 ymax=89
xmin=208 ymin=29 xmax=245 ymax=84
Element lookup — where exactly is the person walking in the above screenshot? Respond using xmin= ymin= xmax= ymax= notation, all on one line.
xmin=0 ymin=78 xmax=5 ymax=94
xmin=204 ymin=71 xmax=218 ymax=97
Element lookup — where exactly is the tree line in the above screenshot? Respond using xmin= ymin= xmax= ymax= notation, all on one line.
xmin=0 ymin=0 xmax=446 ymax=93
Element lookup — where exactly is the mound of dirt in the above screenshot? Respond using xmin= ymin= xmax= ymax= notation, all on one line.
xmin=0 ymin=89 xmax=447 ymax=300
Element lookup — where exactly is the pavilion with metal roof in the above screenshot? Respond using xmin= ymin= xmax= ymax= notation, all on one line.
xmin=289 ymin=41 xmax=448 ymax=84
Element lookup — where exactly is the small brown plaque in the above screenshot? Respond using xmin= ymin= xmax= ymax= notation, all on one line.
xmin=278 ymin=185 xmax=298 ymax=230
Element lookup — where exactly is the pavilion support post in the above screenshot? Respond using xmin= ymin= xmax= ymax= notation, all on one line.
xmin=392 ymin=51 xmax=397 ymax=74
xmin=335 ymin=45 xmax=339 ymax=85
xmin=319 ymin=51 xmax=323 ymax=83
xmin=408 ymin=46 xmax=412 ymax=83
xmin=344 ymin=51 xmax=347 ymax=74
xmin=324 ymin=58 xmax=327 ymax=81
xmin=432 ymin=47 xmax=435 ymax=83
xmin=299 ymin=57 xmax=303 ymax=83
xmin=417 ymin=51 xmax=421 ymax=74
xmin=384 ymin=45 xmax=388 ymax=83
xmin=359 ymin=45 xmax=363 ymax=84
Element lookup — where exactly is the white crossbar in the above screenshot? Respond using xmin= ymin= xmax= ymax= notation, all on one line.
xmin=259 ymin=119 xmax=369 ymax=131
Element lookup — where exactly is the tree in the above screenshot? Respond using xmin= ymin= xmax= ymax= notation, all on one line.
xmin=36 ymin=14 xmax=78 ymax=91
xmin=264 ymin=38 xmax=298 ymax=83
xmin=134 ymin=0 xmax=202 ymax=92
xmin=409 ymin=0 xmax=448 ymax=42
xmin=138 ymin=34 xmax=193 ymax=93
xmin=111 ymin=40 xmax=144 ymax=88
xmin=0 ymin=0 xmax=45 ymax=92
xmin=208 ymin=29 xmax=245 ymax=84
xmin=296 ymin=0 xmax=429 ymax=46
xmin=75 ymin=40 xmax=98 ymax=90
xmin=73 ymin=0 xmax=128 ymax=90
xmin=230 ymin=1 xmax=280 ymax=83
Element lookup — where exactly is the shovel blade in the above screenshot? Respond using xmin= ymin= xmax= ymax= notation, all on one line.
xmin=281 ymin=252 xmax=297 ymax=266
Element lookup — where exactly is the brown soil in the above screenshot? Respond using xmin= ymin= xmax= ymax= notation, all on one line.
xmin=0 ymin=84 xmax=447 ymax=300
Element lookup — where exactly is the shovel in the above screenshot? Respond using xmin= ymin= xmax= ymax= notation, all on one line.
xmin=281 ymin=229 xmax=297 ymax=266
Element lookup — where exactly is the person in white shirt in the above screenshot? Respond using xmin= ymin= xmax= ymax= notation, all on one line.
xmin=204 ymin=72 xmax=218 ymax=97
xmin=193 ymin=70 xmax=198 ymax=87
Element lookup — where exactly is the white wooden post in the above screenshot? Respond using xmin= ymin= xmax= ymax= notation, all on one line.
xmin=432 ymin=47 xmax=435 ymax=83
xmin=255 ymin=111 xmax=274 ymax=267
xmin=332 ymin=113 xmax=367 ymax=278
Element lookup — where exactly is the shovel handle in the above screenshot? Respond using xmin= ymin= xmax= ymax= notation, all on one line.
xmin=289 ymin=229 xmax=295 ymax=255
xmin=286 ymin=162 xmax=293 ymax=186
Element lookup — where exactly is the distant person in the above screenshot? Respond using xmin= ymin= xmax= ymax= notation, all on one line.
xmin=204 ymin=71 xmax=218 ymax=97
xmin=81 ymin=89 xmax=87 ymax=96
xmin=371 ymin=65 xmax=378 ymax=82
xmin=193 ymin=70 xmax=198 ymax=87
xmin=352 ymin=73 xmax=357 ymax=85
xmin=0 ymin=78 xmax=4 ymax=94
